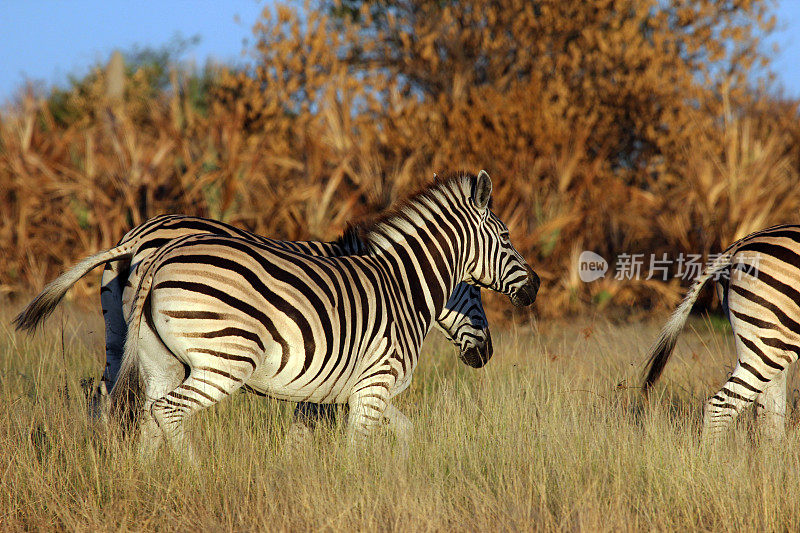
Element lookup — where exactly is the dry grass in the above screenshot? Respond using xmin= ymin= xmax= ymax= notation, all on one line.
xmin=2 ymin=303 xmax=800 ymax=531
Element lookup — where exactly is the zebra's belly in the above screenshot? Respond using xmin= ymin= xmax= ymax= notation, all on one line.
xmin=245 ymin=358 xmax=359 ymax=403
xmin=244 ymin=337 xmax=392 ymax=403
xmin=155 ymin=319 xmax=350 ymax=402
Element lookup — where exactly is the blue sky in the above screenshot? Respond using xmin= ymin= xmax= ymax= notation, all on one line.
xmin=0 ymin=1 xmax=265 ymax=101
xmin=0 ymin=0 xmax=798 ymax=102
xmin=767 ymin=0 xmax=800 ymax=97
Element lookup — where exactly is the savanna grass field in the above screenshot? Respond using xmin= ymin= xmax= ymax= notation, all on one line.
xmin=4 ymin=307 xmax=800 ymax=530
xmin=3 ymin=0 xmax=800 ymax=531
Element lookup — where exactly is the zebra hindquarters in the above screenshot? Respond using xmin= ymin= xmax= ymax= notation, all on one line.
xmin=701 ymin=268 xmax=798 ymax=444
xmin=142 ymin=284 xmax=261 ymax=462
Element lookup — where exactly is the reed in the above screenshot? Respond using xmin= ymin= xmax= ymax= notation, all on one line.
xmin=0 ymin=0 xmax=797 ymax=319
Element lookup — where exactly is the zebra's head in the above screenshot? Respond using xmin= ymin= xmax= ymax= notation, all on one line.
xmin=464 ymin=170 xmax=539 ymax=308
xmin=437 ymin=283 xmax=493 ymax=368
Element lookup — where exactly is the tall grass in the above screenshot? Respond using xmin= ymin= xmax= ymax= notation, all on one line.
xmin=2 ymin=305 xmax=799 ymax=531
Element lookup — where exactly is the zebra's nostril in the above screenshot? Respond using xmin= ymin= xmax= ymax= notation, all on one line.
xmin=509 ymin=265 xmax=539 ymax=307
xmin=458 ymin=335 xmax=493 ymax=368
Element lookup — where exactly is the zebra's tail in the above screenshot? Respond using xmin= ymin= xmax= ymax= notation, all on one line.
xmin=13 ymin=243 xmax=136 ymax=332
xmin=109 ymin=247 xmax=161 ymax=432
xmin=642 ymin=252 xmax=732 ymax=394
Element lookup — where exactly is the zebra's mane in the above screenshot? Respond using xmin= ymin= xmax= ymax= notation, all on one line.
xmin=332 ymin=222 xmax=369 ymax=253
xmin=349 ymin=171 xmax=484 ymax=249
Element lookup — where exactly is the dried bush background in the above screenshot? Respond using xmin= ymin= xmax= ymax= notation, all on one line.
xmin=1 ymin=0 xmax=798 ymax=319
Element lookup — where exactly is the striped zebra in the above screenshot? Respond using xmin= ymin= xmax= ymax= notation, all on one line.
xmin=109 ymin=170 xmax=538 ymax=459
xmin=643 ymin=224 xmax=800 ymax=441
xmin=13 ymin=214 xmax=493 ymax=434
xmin=102 ymin=216 xmax=492 ymax=386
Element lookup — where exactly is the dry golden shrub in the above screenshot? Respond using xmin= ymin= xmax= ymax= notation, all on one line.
xmin=1 ymin=0 xmax=798 ymax=318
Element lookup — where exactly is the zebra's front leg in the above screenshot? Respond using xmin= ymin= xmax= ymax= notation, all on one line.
xmin=346 ymin=384 xmax=392 ymax=447
xmin=755 ymin=370 xmax=788 ymax=440
xmin=383 ymin=403 xmax=412 ymax=459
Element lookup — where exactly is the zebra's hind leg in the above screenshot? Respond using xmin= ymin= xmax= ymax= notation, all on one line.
xmin=702 ymin=334 xmax=790 ymax=445
xmin=90 ymin=262 xmax=128 ymax=421
xmin=150 ymin=366 xmax=252 ymax=463
xmin=284 ymin=402 xmax=338 ymax=454
xmin=134 ymin=319 xmax=187 ymax=460
xmin=90 ymin=380 xmax=110 ymax=424
xmin=755 ymin=370 xmax=788 ymax=440
xmin=101 ymin=261 xmax=128 ymax=387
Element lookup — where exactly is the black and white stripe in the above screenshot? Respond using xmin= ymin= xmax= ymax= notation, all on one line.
xmin=112 ymin=170 xmax=538 ymax=458
xmin=99 ymin=215 xmax=493 ymax=387
xmin=643 ymin=224 xmax=800 ymax=441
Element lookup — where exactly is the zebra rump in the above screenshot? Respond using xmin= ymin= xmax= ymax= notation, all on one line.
xmin=643 ymin=224 xmax=800 ymax=442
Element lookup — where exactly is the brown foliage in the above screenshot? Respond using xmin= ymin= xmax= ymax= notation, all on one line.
xmin=1 ymin=0 xmax=798 ymax=318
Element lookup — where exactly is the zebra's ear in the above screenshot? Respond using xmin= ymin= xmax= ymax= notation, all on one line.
xmin=473 ymin=170 xmax=492 ymax=210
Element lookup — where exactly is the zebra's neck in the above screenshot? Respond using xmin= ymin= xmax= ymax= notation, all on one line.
xmin=361 ymin=185 xmax=470 ymax=334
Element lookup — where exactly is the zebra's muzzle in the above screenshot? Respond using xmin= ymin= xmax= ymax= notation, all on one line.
xmin=458 ymin=328 xmax=493 ymax=368
xmin=510 ymin=266 xmax=539 ymax=307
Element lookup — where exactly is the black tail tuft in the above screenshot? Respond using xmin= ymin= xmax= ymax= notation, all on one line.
xmin=642 ymin=334 xmax=679 ymax=395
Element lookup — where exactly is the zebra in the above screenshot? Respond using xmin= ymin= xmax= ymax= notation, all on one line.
xmin=643 ymin=224 xmax=800 ymax=442
xmin=109 ymin=170 xmax=538 ymax=459
xmin=13 ymin=214 xmax=493 ymax=436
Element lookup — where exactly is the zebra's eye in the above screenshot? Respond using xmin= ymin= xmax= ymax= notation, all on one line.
xmin=500 ymin=232 xmax=510 ymax=243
